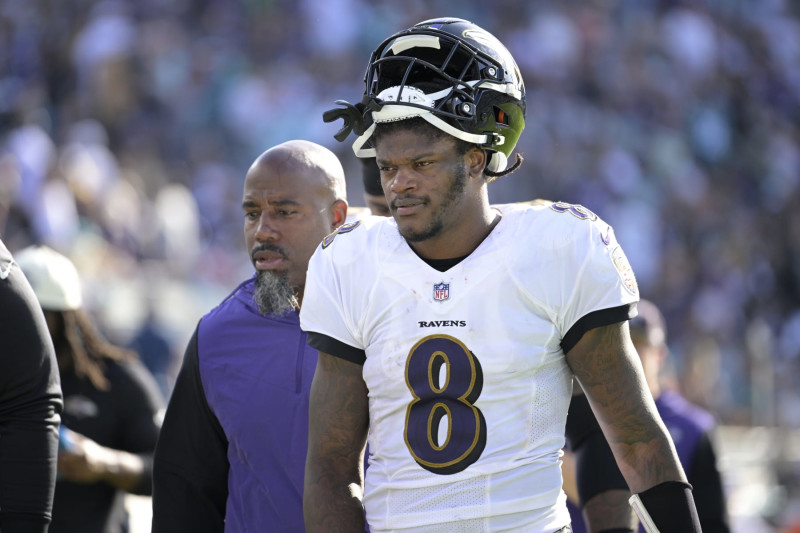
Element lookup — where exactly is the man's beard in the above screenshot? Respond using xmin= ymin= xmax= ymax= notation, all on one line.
xmin=398 ymin=162 xmax=468 ymax=243
xmin=254 ymin=270 xmax=299 ymax=316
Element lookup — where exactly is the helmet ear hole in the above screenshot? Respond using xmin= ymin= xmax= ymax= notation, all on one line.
xmin=494 ymin=107 xmax=509 ymax=126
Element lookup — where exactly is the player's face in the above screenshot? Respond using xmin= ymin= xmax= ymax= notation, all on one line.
xmin=242 ymin=162 xmax=335 ymax=292
xmin=375 ymin=128 xmax=473 ymax=245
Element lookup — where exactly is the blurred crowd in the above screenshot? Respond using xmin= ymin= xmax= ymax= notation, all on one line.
xmin=1 ymin=0 xmax=799 ymax=528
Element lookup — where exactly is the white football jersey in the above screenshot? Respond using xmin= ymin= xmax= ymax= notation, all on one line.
xmin=300 ymin=201 xmax=639 ymax=532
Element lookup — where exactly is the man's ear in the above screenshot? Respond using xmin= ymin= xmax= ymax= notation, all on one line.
xmin=330 ymin=199 xmax=348 ymax=230
xmin=466 ymin=146 xmax=487 ymax=178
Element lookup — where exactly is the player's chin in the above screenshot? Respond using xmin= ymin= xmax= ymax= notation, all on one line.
xmin=397 ymin=223 xmax=436 ymax=243
xmin=394 ymin=219 xmax=416 ymax=236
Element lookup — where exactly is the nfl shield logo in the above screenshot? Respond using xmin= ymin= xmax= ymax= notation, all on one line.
xmin=433 ymin=282 xmax=450 ymax=302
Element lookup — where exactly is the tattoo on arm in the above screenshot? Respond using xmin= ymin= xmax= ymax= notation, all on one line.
xmin=565 ymin=322 xmax=687 ymax=493
xmin=304 ymin=352 xmax=370 ymax=532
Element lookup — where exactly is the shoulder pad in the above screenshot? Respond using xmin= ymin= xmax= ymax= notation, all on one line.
xmin=321 ymin=220 xmax=361 ymax=249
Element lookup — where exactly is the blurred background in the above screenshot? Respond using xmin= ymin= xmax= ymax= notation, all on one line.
xmin=1 ymin=0 xmax=798 ymax=531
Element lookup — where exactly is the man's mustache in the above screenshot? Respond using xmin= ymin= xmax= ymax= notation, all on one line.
xmin=251 ymin=243 xmax=287 ymax=261
xmin=390 ymin=195 xmax=427 ymax=209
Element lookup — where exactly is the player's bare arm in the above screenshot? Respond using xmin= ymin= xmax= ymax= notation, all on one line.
xmin=565 ymin=320 xmax=687 ymax=494
xmin=565 ymin=381 xmax=638 ymax=532
xmin=304 ymin=351 xmax=369 ymax=532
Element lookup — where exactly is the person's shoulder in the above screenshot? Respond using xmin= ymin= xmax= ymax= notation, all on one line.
xmin=497 ymin=199 xmax=609 ymax=245
xmin=495 ymin=198 xmax=555 ymax=211
xmin=217 ymin=276 xmax=256 ymax=309
xmin=316 ymin=215 xmax=391 ymax=261
xmin=498 ymin=198 xmax=600 ymax=223
xmin=200 ymin=276 xmax=260 ymax=327
xmin=104 ymin=356 xmax=164 ymax=402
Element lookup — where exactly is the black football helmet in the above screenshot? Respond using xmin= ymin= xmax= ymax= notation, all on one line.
xmin=324 ymin=17 xmax=526 ymax=173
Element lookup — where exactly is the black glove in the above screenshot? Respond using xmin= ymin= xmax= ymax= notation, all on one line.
xmin=322 ymin=100 xmax=368 ymax=142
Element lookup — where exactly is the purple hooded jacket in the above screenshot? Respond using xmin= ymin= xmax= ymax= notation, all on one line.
xmin=152 ymin=276 xmax=318 ymax=532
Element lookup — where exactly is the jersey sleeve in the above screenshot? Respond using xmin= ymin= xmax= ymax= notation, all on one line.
xmin=518 ymin=205 xmax=639 ymax=353
xmin=561 ymin=215 xmax=639 ymax=352
xmin=300 ymin=225 xmax=367 ymax=363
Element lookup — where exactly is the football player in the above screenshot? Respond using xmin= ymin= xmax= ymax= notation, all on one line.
xmin=359 ymin=157 xmax=640 ymax=532
xmin=303 ymin=18 xmax=702 ymax=533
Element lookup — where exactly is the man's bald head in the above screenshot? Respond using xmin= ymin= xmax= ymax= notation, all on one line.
xmin=249 ymin=140 xmax=347 ymax=205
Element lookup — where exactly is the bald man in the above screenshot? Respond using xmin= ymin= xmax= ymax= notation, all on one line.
xmin=152 ymin=141 xmax=348 ymax=533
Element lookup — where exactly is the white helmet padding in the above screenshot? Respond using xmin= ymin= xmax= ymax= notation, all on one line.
xmin=352 ymin=85 xmax=509 ymax=173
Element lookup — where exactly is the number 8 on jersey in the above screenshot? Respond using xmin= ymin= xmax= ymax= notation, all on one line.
xmin=403 ymin=334 xmax=487 ymax=475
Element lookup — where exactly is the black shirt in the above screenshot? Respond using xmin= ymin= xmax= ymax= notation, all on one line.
xmin=0 ymin=239 xmax=63 ymax=533
xmin=50 ymin=357 xmax=164 ymax=533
